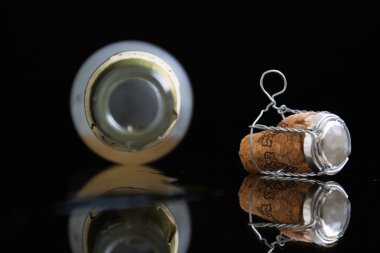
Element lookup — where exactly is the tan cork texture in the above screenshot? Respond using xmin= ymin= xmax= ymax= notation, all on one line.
xmin=238 ymin=175 xmax=314 ymax=243
xmin=239 ymin=112 xmax=317 ymax=174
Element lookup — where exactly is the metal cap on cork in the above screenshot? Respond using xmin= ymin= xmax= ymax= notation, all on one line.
xmin=303 ymin=112 xmax=351 ymax=175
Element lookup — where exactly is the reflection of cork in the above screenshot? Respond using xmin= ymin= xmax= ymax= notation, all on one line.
xmin=239 ymin=112 xmax=316 ymax=174
xmin=238 ymin=175 xmax=314 ymax=243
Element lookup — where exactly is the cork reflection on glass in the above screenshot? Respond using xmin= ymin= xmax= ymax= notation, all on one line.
xmin=66 ymin=165 xmax=191 ymax=253
xmin=238 ymin=175 xmax=351 ymax=251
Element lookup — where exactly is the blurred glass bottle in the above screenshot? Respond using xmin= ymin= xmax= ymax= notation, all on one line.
xmin=71 ymin=41 xmax=193 ymax=165
xmin=68 ymin=166 xmax=191 ymax=253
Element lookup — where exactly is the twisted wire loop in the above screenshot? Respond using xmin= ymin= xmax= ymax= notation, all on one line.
xmin=249 ymin=70 xmax=318 ymax=177
xmin=250 ymin=221 xmax=316 ymax=230
xmin=252 ymin=124 xmax=317 ymax=136
xmin=260 ymin=175 xmax=323 ymax=185
xmin=247 ymin=175 xmax=318 ymax=253
xmin=262 ymin=170 xmax=319 ymax=177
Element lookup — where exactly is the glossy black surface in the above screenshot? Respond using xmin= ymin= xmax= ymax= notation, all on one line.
xmin=4 ymin=162 xmax=380 ymax=252
xmin=3 ymin=1 xmax=380 ymax=252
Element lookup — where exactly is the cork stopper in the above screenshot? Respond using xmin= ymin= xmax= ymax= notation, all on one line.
xmin=240 ymin=70 xmax=351 ymax=175
xmin=238 ymin=175 xmax=315 ymax=243
xmin=239 ymin=112 xmax=316 ymax=174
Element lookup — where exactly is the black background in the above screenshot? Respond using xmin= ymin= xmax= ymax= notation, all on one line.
xmin=2 ymin=1 xmax=380 ymax=252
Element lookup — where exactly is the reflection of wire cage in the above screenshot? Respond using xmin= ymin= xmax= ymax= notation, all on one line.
xmin=247 ymin=70 xmax=351 ymax=177
xmin=240 ymin=175 xmax=351 ymax=253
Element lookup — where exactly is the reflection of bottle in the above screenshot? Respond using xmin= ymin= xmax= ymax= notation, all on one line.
xmin=68 ymin=166 xmax=191 ymax=253
xmin=238 ymin=175 xmax=351 ymax=247
xmin=71 ymin=41 xmax=193 ymax=165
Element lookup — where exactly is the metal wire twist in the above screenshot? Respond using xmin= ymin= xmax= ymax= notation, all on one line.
xmin=250 ymin=220 xmax=316 ymax=230
xmin=260 ymin=175 xmax=323 ymax=184
xmin=252 ymin=124 xmax=316 ymax=135
xmin=262 ymin=170 xmax=318 ymax=177
xmin=249 ymin=70 xmax=319 ymax=177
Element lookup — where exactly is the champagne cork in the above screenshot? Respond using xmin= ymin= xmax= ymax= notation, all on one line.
xmin=238 ymin=175 xmax=351 ymax=246
xmin=239 ymin=112 xmax=351 ymax=175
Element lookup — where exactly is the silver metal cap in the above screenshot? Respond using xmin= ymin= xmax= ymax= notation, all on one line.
xmin=303 ymin=181 xmax=351 ymax=246
xmin=304 ymin=112 xmax=351 ymax=175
